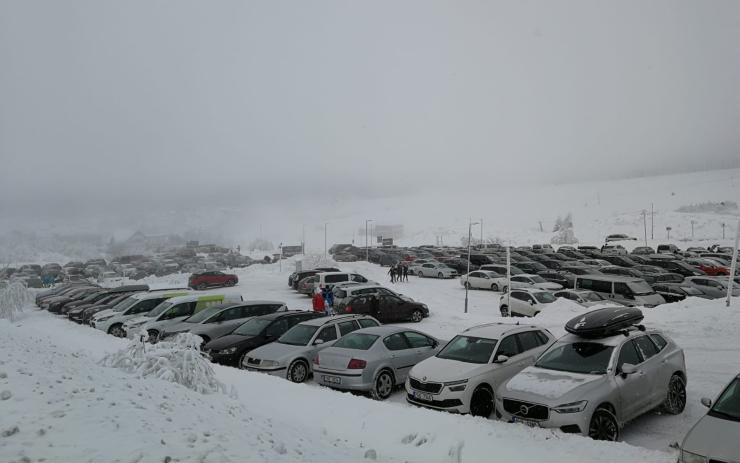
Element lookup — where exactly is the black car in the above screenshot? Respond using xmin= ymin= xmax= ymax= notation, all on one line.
xmin=652 ymin=283 xmax=708 ymax=302
xmin=337 ymin=294 xmax=429 ymax=323
xmin=46 ymin=286 xmax=101 ymax=313
xmin=441 ymin=258 xmax=479 ymax=275
xmin=601 ymin=255 xmax=638 ymax=267
xmin=600 ymin=266 xmax=646 ymax=279
xmin=61 ymin=284 xmax=148 ymax=315
xmin=516 ymin=261 xmax=549 ymax=274
xmin=649 ymin=259 xmax=706 ymax=277
xmin=204 ymin=311 xmax=322 ymax=367
xmin=537 ymin=270 xmax=570 ymax=288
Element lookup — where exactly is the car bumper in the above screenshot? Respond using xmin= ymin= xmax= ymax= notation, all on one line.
xmin=91 ymin=319 xmax=114 ymax=332
xmin=496 ymin=398 xmax=590 ymax=435
xmin=405 ymin=385 xmax=469 ymax=414
xmin=313 ymin=368 xmax=373 ymax=391
xmin=244 ymin=366 xmax=288 ymax=377
xmin=206 ymin=352 xmax=240 ymax=367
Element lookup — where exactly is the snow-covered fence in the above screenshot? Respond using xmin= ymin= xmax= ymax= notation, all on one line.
xmin=99 ymin=332 xmax=227 ymax=395
xmin=0 ymin=281 xmax=34 ymax=322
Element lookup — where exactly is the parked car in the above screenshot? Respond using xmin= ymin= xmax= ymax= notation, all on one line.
xmin=338 ymin=294 xmax=429 ymax=323
xmin=288 ymin=268 xmax=341 ymax=289
xmin=204 ymin=311 xmax=322 ymax=367
xmin=554 ymin=289 xmax=622 ymax=307
xmin=601 ymin=245 xmax=628 ymax=256
xmin=314 ymin=272 xmax=372 ymax=291
xmin=243 ymin=314 xmax=380 ymax=383
xmin=657 ymin=244 xmax=681 ymax=254
xmin=333 ymin=284 xmax=413 ymax=311
xmin=652 ymin=272 xmax=686 ymax=284
xmin=497 ymin=307 xmax=686 ymax=441
xmin=188 ymin=271 xmax=238 ymax=290
xmin=71 ymin=293 xmax=135 ymax=324
xmin=314 ymin=326 xmax=442 ymax=400
xmin=600 ymin=266 xmax=647 ymax=280
xmin=406 ymin=323 xmax=554 ymax=416
xmin=684 ymin=258 xmax=730 ymax=276
xmin=652 ymin=283 xmax=708 ymax=303
xmin=537 ymin=271 xmax=570 ymax=289
xmin=601 ymin=255 xmax=637 ymax=267
xmin=682 ymin=276 xmax=740 ymax=299
xmin=574 ymin=275 xmax=666 ymax=307
xmin=123 ymin=293 xmax=246 ymax=340
xmin=631 ymin=246 xmax=655 ymax=255
xmin=91 ymin=289 xmax=192 ymax=336
xmin=679 ymin=373 xmax=740 ymax=463
xmin=297 ymin=275 xmax=320 ymax=295
xmin=480 ymin=264 xmax=524 ymax=275
xmin=416 ymin=263 xmax=458 ymax=279
xmin=510 ymin=274 xmax=563 ymax=291
xmin=516 ymin=261 xmax=549 ymax=274
xmin=580 ymin=259 xmax=612 ymax=268
xmin=499 ymin=289 xmax=557 ymax=317
xmin=649 ymin=259 xmax=706 ymax=277
xmin=460 ymin=271 xmax=509 ymax=291
xmin=605 ymin=234 xmax=637 ymax=242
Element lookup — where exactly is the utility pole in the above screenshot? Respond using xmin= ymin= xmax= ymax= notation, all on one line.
xmin=365 ymin=219 xmax=373 ymax=262
xmin=302 ymin=224 xmax=305 ymax=255
xmin=642 ymin=210 xmax=648 ymax=246
xmin=464 ymin=219 xmax=479 ymax=314
xmin=691 ymin=220 xmax=696 ymax=239
xmin=506 ymin=245 xmax=511 ymax=316
xmin=324 ymin=223 xmax=328 ymax=258
xmin=480 ymin=218 xmax=483 ymax=246
xmin=726 ymin=219 xmax=740 ymax=307
xmin=666 ymin=226 xmax=672 ymax=240
xmin=722 ymin=222 xmax=726 ymax=240
xmin=651 ymin=203 xmax=654 ymax=240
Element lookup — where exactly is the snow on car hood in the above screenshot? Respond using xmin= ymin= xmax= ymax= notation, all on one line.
xmin=410 ymin=356 xmax=490 ymax=384
xmin=92 ymin=308 xmax=116 ymax=319
xmin=503 ymin=366 xmax=603 ymax=400
xmin=682 ymin=414 xmax=740 ymax=461
xmin=248 ymin=341 xmax=305 ymax=363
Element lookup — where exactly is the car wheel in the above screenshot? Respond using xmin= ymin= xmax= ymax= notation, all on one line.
xmin=199 ymin=336 xmax=210 ymax=350
xmin=662 ymin=374 xmax=686 ymax=414
xmin=108 ymin=324 xmax=125 ymax=338
xmin=227 ymin=279 xmax=236 ymax=286
xmin=588 ymin=407 xmax=619 ymax=441
xmin=371 ymin=370 xmax=394 ymax=400
xmin=502 ymin=286 xmax=508 ymax=293
xmin=469 ymin=386 xmax=494 ymax=418
xmin=438 ymin=272 xmax=443 ymax=278
xmin=147 ymin=329 xmax=159 ymax=343
xmin=491 ymin=283 xmax=499 ymax=291
xmin=238 ymin=352 xmax=249 ymax=369
xmin=197 ymin=283 xmax=207 ymax=290
xmin=288 ymin=360 xmax=309 ymax=383
xmin=533 ymin=311 xmax=540 ymax=317
xmin=500 ymin=305 xmax=509 ymax=317
xmin=411 ymin=309 xmax=423 ymax=323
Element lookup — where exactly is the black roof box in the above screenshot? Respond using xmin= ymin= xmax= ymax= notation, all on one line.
xmin=565 ymin=307 xmax=644 ymax=339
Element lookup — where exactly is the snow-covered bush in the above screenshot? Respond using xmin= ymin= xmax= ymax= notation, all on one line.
xmin=551 ymin=213 xmax=578 ymax=245
xmin=0 ymin=281 xmax=34 ymax=321
xmin=99 ymin=332 xmax=227 ymax=395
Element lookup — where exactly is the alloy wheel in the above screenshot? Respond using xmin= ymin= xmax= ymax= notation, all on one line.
xmin=588 ymin=409 xmax=618 ymax=441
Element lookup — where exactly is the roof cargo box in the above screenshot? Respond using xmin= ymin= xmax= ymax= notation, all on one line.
xmin=565 ymin=307 xmax=644 ymax=339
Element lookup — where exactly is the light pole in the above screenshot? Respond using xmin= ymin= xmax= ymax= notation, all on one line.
xmin=365 ymin=219 xmax=373 ymax=261
xmin=642 ymin=210 xmax=648 ymax=246
xmin=726 ymin=219 xmax=740 ymax=307
xmin=691 ymin=220 xmax=696 ymax=239
xmin=324 ymin=223 xmax=328 ymax=258
xmin=464 ymin=219 xmax=480 ymax=313
xmin=666 ymin=226 xmax=672 ymax=240
xmin=302 ymin=224 xmax=305 ymax=255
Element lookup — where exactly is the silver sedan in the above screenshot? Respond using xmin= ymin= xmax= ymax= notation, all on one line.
xmin=313 ymin=326 xmax=442 ymax=400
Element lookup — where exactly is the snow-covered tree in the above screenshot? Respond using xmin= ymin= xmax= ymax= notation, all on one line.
xmin=0 ymin=281 xmax=33 ymax=322
xmin=551 ymin=212 xmax=579 ymax=245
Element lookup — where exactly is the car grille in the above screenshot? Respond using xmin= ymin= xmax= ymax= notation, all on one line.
xmin=408 ymin=377 xmax=442 ymax=394
xmin=502 ymin=399 xmax=549 ymax=420
xmin=407 ymin=394 xmax=462 ymax=408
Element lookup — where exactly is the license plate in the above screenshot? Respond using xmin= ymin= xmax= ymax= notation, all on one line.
xmin=512 ymin=417 xmax=539 ymax=428
xmin=413 ymin=390 xmax=434 ymax=402
xmin=322 ymin=375 xmax=341 ymax=385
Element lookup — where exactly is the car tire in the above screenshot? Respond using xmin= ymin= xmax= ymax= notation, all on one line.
xmin=227 ymin=280 xmax=236 ymax=286
xmin=588 ymin=407 xmax=619 ymax=441
xmin=288 ymin=359 xmax=309 ymax=383
xmin=491 ymin=283 xmax=499 ymax=291
xmin=502 ymin=286 xmax=508 ymax=293
xmin=371 ymin=370 xmax=394 ymax=400
xmin=108 ymin=324 xmax=125 ymax=338
xmin=438 ymin=272 xmax=443 ymax=278
xmin=147 ymin=329 xmax=159 ymax=343
xmin=469 ymin=385 xmax=494 ymax=418
xmin=411 ymin=309 xmax=423 ymax=323
xmin=500 ymin=305 xmax=509 ymax=317
xmin=197 ymin=283 xmax=207 ymax=290
xmin=199 ymin=336 xmax=210 ymax=350
xmin=661 ymin=374 xmax=686 ymax=415
xmin=238 ymin=352 xmax=249 ymax=369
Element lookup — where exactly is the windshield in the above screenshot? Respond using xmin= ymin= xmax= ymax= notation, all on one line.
xmin=680 ymin=286 xmax=703 ymax=296
xmin=333 ymin=333 xmax=379 ymax=350
xmin=233 ymin=318 xmax=272 ymax=336
xmin=278 ymin=324 xmax=319 ymax=346
xmin=581 ymin=291 xmax=604 ymax=302
xmin=536 ymin=342 xmax=614 ymax=375
xmin=436 ymin=336 xmax=497 ymax=364
xmin=627 ymin=281 xmax=655 ymax=295
xmin=147 ymin=301 xmax=173 ymax=318
xmin=710 ymin=378 xmax=740 ymax=422
xmin=530 ymin=275 xmax=546 ymax=283
xmin=185 ymin=306 xmax=222 ymax=323
xmin=113 ymin=297 xmax=138 ymax=312
xmin=534 ymin=292 xmax=556 ymax=303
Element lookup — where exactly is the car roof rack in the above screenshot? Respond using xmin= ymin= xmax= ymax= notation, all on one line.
xmin=565 ymin=307 xmax=645 ymax=339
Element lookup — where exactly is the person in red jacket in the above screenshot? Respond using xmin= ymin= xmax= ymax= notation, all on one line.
xmin=312 ymin=288 xmax=326 ymax=313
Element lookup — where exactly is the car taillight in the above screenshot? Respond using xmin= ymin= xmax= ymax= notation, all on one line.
xmin=345 ymin=306 xmax=352 ymax=313
xmin=347 ymin=358 xmax=366 ymax=369
xmin=313 ymin=356 xmax=320 ymax=365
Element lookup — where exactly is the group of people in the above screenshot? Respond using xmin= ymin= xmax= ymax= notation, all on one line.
xmin=312 ymin=286 xmax=335 ymax=315
xmin=388 ymin=262 xmax=409 ymax=283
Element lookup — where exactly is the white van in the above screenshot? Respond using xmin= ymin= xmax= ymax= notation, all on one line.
xmin=316 ymin=272 xmax=371 ymax=290
xmin=122 ymin=292 xmax=243 ymax=339
xmin=91 ymin=289 xmax=192 ymax=336
xmin=575 ymin=275 xmax=665 ymax=307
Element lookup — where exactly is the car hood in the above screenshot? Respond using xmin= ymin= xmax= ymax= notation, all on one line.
xmin=409 ymin=356 xmax=490 ymax=383
xmin=143 ymin=317 xmax=189 ymax=332
xmin=534 ymin=282 xmax=562 ymax=290
xmin=248 ymin=341 xmax=306 ymax=362
xmin=124 ymin=315 xmax=151 ymax=327
xmin=92 ymin=308 xmax=117 ymax=319
xmin=500 ymin=366 xmax=606 ymax=403
xmin=205 ymin=334 xmax=257 ymax=351
xmin=162 ymin=321 xmax=195 ymax=334
xmin=682 ymin=414 xmax=740 ymax=461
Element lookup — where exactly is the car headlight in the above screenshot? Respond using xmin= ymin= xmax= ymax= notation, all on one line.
xmin=260 ymin=360 xmax=280 ymax=367
xmin=219 ymin=347 xmax=238 ymax=355
xmin=680 ymin=450 xmax=707 ymax=463
xmin=443 ymin=379 xmax=468 ymax=392
xmin=552 ymin=400 xmax=588 ymax=414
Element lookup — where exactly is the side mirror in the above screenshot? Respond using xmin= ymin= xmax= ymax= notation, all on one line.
xmin=700 ymin=397 xmax=712 ymax=408
xmin=620 ymin=363 xmax=637 ymax=376
xmin=530 ymin=300 xmax=535 ymax=305
xmin=313 ymin=339 xmax=325 ymax=346
xmin=493 ymin=354 xmax=509 ymax=364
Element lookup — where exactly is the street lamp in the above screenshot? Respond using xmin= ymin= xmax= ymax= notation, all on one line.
xmin=365 ymin=219 xmax=373 ymax=262
xmin=465 ymin=219 xmax=480 ymax=313
xmin=324 ymin=222 xmax=328 ymax=258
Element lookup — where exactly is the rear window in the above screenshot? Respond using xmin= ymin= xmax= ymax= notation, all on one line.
xmin=325 ymin=274 xmax=348 ymax=283
xmin=358 ymin=319 xmax=379 ymax=328
xmin=333 ymin=333 xmax=379 ymax=350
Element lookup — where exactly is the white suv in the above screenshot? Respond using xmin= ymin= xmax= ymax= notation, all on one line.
xmin=406 ymin=323 xmax=555 ymax=417
xmin=499 ymin=288 xmax=557 ymax=317
xmin=417 ymin=263 xmax=457 ymax=279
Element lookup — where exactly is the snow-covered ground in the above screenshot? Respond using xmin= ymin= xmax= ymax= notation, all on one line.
xmin=2 ymin=258 xmax=739 ymax=462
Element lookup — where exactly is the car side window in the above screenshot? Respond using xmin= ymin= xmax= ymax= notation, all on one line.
xmin=511 ymin=292 xmax=526 ymax=301
xmin=613 ymin=282 xmax=633 ymax=296
xmin=516 ymin=331 xmax=542 ymax=352
xmin=383 ymin=333 xmax=410 ymax=351
xmin=358 ymin=319 xmax=378 ymax=328
xmin=634 ymin=336 xmax=659 ymax=360
xmin=316 ymin=325 xmax=338 ymax=343
xmin=168 ymin=302 xmax=196 ymax=319
xmin=338 ymin=321 xmax=358 ymax=337
xmin=649 ymin=334 xmax=668 ymax=351
xmin=534 ymin=331 xmax=550 ymax=345
xmin=404 ymin=331 xmax=433 ymax=348
xmin=132 ymin=299 xmax=161 ymax=314
xmin=496 ymin=335 xmax=521 ymax=358
xmin=617 ymin=340 xmax=642 ymax=370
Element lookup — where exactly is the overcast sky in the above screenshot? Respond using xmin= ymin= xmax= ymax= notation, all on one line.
xmin=1 ymin=0 xmax=739 ymax=224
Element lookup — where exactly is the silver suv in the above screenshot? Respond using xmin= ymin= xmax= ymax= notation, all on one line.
xmin=497 ymin=326 xmax=686 ymax=441
xmin=243 ymin=314 xmax=380 ymax=383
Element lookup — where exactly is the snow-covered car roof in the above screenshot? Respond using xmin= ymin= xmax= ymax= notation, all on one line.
xmin=462 ymin=322 xmax=547 ymax=339
xmin=299 ymin=314 xmax=378 ymax=327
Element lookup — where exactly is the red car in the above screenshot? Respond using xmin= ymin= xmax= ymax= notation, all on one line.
xmin=188 ymin=271 xmax=238 ymax=289
xmin=686 ymin=258 xmax=730 ymax=276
